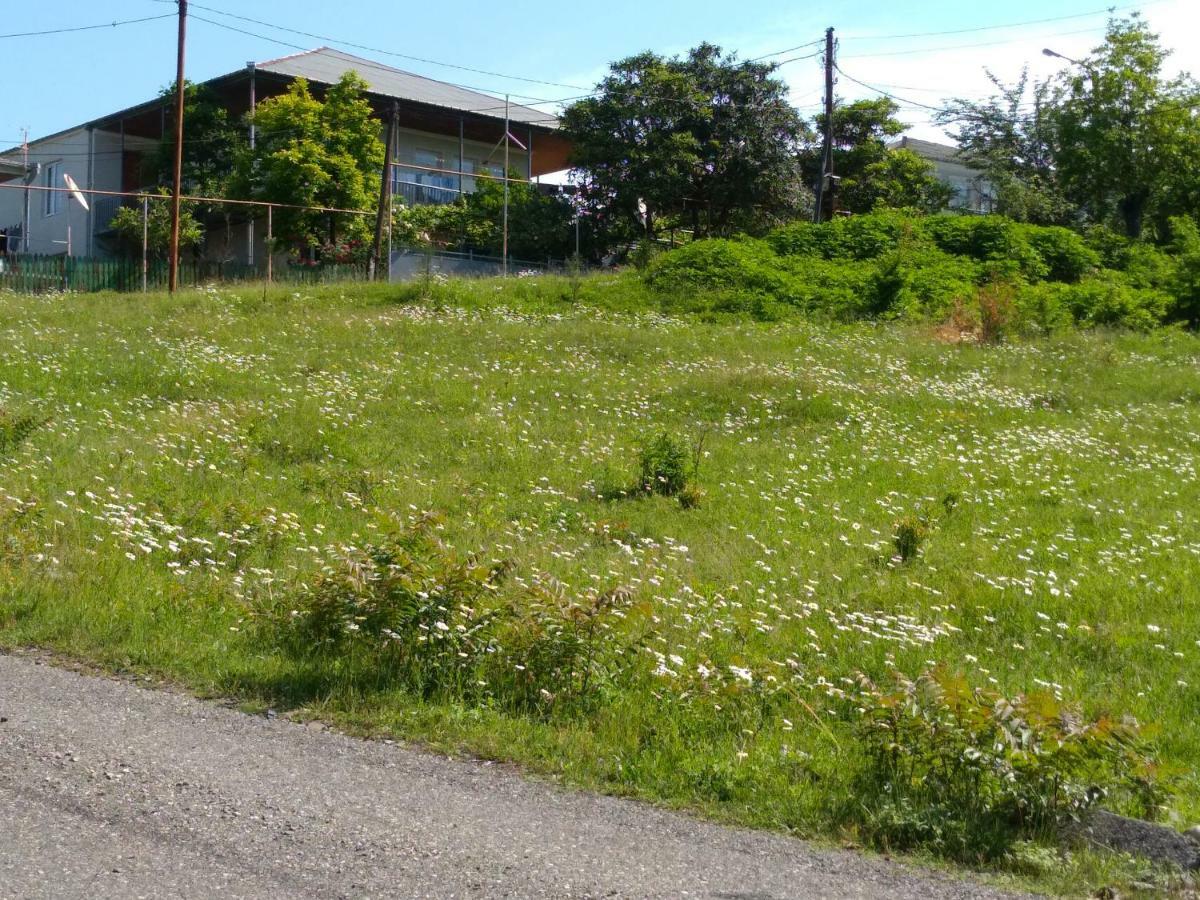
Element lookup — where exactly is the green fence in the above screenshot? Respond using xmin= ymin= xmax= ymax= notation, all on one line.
xmin=0 ymin=254 xmax=370 ymax=294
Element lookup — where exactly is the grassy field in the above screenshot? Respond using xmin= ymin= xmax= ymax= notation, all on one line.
xmin=1 ymin=276 xmax=1198 ymax=890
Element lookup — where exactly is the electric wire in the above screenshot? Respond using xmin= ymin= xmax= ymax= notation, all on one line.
xmin=0 ymin=13 xmax=174 ymax=40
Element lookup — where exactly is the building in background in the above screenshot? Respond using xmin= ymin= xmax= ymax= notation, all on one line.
xmin=888 ymin=136 xmax=994 ymax=214
xmin=0 ymin=47 xmax=571 ymax=259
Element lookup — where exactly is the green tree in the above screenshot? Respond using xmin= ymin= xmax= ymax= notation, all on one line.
xmin=813 ymin=98 xmax=951 ymax=214
xmin=109 ymin=190 xmax=203 ymax=258
xmin=154 ymin=83 xmax=244 ymax=201
xmin=395 ymin=176 xmax=579 ymax=261
xmin=940 ymin=70 xmax=1072 ymax=225
xmin=1054 ymin=15 xmax=1200 ymax=238
xmin=231 ymin=73 xmax=383 ymax=254
xmin=562 ymin=44 xmax=809 ymax=246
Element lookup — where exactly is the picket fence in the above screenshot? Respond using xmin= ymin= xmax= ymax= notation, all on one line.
xmin=0 ymin=254 xmax=369 ymax=294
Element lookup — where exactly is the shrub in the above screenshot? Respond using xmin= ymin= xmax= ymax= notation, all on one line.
xmin=977 ymin=279 xmax=1017 ymax=344
xmin=1167 ymin=215 xmax=1200 ymax=326
xmin=892 ymin=515 xmax=929 ymax=562
xmin=284 ymin=514 xmax=509 ymax=698
xmin=282 ymin=515 xmax=651 ymax=713
xmin=921 ymin=215 xmax=1046 ymax=282
xmin=646 ymin=238 xmax=784 ymax=296
xmin=1020 ymin=225 xmax=1100 ymax=283
xmin=638 ymin=431 xmax=691 ymax=497
xmin=1064 ymin=274 xmax=1171 ymax=330
xmin=852 ymin=669 xmax=1166 ymax=861
xmin=871 ymin=246 xmax=980 ymax=320
xmin=1014 ymin=282 xmax=1076 ymax=335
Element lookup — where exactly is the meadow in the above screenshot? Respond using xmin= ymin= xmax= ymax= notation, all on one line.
xmin=1 ymin=275 xmax=1198 ymax=890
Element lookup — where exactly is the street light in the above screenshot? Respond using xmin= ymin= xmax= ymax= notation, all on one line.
xmin=1042 ymin=47 xmax=1085 ymax=67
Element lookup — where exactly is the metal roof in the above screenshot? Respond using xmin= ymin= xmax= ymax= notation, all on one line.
xmin=888 ymin=136 xmax=976 ymax=166
xmin=255 ymin=47 xmax=559 ymax=129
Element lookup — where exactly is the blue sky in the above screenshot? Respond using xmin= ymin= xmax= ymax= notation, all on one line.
xmin=3 ymin=0 xmax=1198 ymax=154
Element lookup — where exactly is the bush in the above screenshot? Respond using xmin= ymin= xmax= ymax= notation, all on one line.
xmin=282 ymin=515 xmax=651 ymax=713
xmin=871 ymin=246 xmax=980 ymax=320
xmin=768 ymin=209 xmax=914 ymax=261
xmin=638 ymin=431 xmax=691 ymax=496
xmin=852 ymin=669 xmax=1166 ymax=861
xmin=1020 ymin=225 xmax=1100 ymax=283
xmin=646 ymin=238 xmax=786 ymax=296
xmin=921 ymin=215 xmax=1046 ymax=282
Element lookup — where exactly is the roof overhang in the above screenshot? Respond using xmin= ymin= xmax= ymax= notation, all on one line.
xmin=0 ymin=159 xmax=29 ymax=185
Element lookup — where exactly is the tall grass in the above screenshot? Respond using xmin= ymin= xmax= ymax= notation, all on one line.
xmin=1 ymin=277 xmax=1198 ymax=890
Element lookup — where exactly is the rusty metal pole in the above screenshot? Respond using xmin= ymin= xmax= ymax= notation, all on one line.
xmin=141 ymin=196 xmax=149 ymax=292
xmin=266 ymin=205 xmax=273 ymax=284
xmin=168 ymin=0 xmax=188 ymax=293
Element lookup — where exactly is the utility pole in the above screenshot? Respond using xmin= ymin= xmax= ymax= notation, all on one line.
xmin=168 ymin=0 xmax=188 ymax=293
xmin=371 ymin=102 xmax=397 ymax=281
xmin=502 ymin=94 xmax=510 ymax=278
xmin=21 ymin=128 xmax=30 ymax=252
xmin=813 ymin=27 xmax=835 ymax=224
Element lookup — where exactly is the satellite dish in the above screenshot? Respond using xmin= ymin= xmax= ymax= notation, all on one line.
xmin=22 ymin=162 xmax=41 ymax=186
xmin=63 ymin=173 xmax=89 ymax=212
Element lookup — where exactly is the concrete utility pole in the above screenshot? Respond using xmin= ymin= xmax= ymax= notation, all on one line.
xmin=813 ymin=27 xmax=835 ymax=224
xmin=371 ymin=103 xmax=398 ymax=281
xmin=502 ymin=94 xmax=510 ymax=278
xmin=168 ymin=0 xmax=188 ymax=293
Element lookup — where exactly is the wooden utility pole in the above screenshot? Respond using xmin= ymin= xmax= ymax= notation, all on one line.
xmin=168 ymin=0 xmax=188 ymax=293
xmin=371 ymin=102 xmax=398 ymax=281
xmin=813 ymin=27 xmax=835 ymax=223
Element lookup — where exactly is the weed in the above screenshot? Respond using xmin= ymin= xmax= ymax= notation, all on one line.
xmin=638 ymin=431 xmax=691 ymax=497
xmin=892 ymin=515 xmax=929 ymax=563
xmin=851 ymin=669 xmax=1167 ymax=861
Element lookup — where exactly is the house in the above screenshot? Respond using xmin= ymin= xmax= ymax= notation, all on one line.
xmin=888 ymin=137 xmax=994 ymax=214
xmin=0 ymin=47 xmax=572 ymax=260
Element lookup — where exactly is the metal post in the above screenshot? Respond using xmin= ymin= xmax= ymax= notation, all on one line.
xmin=502 ymin=94 xmax=509 ymax=278
xmin=141 ymin=196 xmax=149 ymax=292
xmin=86 ymin=126 xmax=95 ymax=257
xmin=458 ymin=117 xmax=465 ymax=197
xmin=266 ymin=204 xmax=273 ymax=284
xmin=168 ymin=0 xmax=188 ymax=293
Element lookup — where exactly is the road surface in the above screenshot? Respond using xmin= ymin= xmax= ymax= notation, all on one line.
xmin=0 ymin=652 xmax=1022 ymax=899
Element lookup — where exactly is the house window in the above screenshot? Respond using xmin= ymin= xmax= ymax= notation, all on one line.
xmin=43 ymin=162 xmax=63 ymax=216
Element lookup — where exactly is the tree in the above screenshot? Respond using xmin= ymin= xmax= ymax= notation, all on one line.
xmin=154 ymin=83 xmax=244 ymax=202
xmin=940 ymin=70 xmax=1072 ymax=225
xmin=1054 ymin=14 xmax=1200 ymax=238
xmin=562 ymin=44 xmax=810 ymax=246
xmin=814 ymin=98 xmax=951 ymax=213
xmin=109 ymin=190 xmax=203 ymax=258
xmin=395 ymin=176 xmax=579 ymax=261
xmin=231 ymin=73 xmax=383 ymax=254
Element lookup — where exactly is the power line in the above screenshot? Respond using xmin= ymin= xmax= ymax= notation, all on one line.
xmin=841 ymin=0 xmax=1160 ymax=41
xmin=840 ymin=25 xmax=1107 ymax=59
xmin=177 ymin=1 xmax=589 ymax=92
xmin=0 ymin=13 xmax=174 ymax=40
xmin=187 ymin=14 xmax=570 ymax=123
xmin=748 ymin=39 xmax=824 ymax=62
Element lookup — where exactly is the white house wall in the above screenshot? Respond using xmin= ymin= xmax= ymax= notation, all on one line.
xmin=0 ymin=127 xmax=133 ymax=256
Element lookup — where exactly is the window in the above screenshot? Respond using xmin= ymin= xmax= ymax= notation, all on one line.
xmin=43 ymin=162 xmax=63 ymax=216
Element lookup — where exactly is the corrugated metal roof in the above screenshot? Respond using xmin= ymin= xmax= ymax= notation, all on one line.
xmin=256 ymin=47 xmax=559 ymax=129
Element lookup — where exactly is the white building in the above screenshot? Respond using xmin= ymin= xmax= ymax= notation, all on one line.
xmin=0 ymin=48 xmax=571 ymax=259
xmin=888 ymin=136 xmax=995 ymax=214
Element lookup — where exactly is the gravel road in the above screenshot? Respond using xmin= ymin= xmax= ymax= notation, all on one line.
xmin=0 ymin=651 xmax=1024 ymax=899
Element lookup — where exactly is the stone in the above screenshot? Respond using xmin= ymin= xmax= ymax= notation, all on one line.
xmin=1064 ymin=809 xmax=1200 ymax=871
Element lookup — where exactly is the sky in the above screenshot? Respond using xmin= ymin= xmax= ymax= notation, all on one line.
xmin=3 ymin=0 xmax=1199 ymax=161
